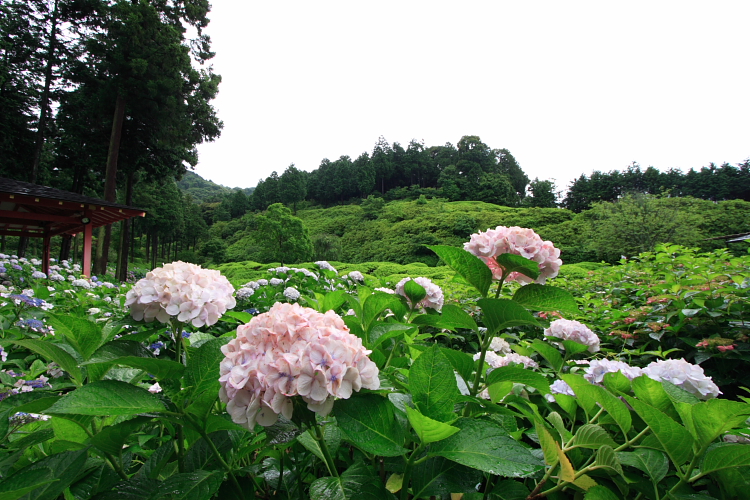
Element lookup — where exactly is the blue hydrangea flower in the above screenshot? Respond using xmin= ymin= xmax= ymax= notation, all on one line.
xmin=244 ymin=308 xmax=259 ymax=315
xmin=9 ymin=294 xmax=46 ymax=308
xmin=181 ymin=331 xmax=191 ymax=338
xmin=16 ymin=318 xmax=46 ymax=332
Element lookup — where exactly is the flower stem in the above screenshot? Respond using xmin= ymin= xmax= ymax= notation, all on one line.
xmin=313 ymin=421 xmax=339 ymax=478
xmin=400 ymin=443 xmax=424 ymax=500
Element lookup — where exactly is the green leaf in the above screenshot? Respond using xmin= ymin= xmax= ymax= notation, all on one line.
xmin=222 ymin=310 xmax=253 ymax=323
xmin=490 ymin=479 xmax=532 ymax=500
xmin=529 ymin=340 xmax=563 ymax=372
xmin=403 ymin=279 xmax=427 ymax=308
xmin=12 ymin=340 xmax=82 ymax=384
xmin=562 ymin=376 xmax=631 ymax=433
xmin=411 ymin=458 xmax=483 ymax=498
xmin=690 ymin=399 xmax=750 ymax=448
xmin=184 ymin=338 xmax=229 ymax=417
xmin=410 ymin=344 xmax=460 ymax=422
xmin=412 ymin=304 xmax=478 ymax=331
xmin=156 ymin=471 xmax=223 ymax=500
xmin=368 ymin=323 xmax=413 ymax=349
xmin=617 ymin=448 xmax=669 ymax=483
xmin=90 ymin=416 xmax=152 ymax=456
xmin=592 ymin=445 xmax=623 ymax=476
xmin=14 ymin=449 xmax=88 ymax=500
xmin=572 ymin=424 xmax=618 ymax=450
xmin=86 ymin=340 xmax=154 ymax=363
xmin=405 ymin=406 xmax=460 ymax=444
xmin=334 ymin=394 xmax=406 ymax=457
xmin=623 ymin=394 xmax=694 ymax=466
xmin=535 ymin=419 xmax=560 ymax=466
xmin=486 ymin=365 xmax=550 ymax=395
xmin=477 ymin=298 xmax=540 ymax=335
xmin=45 ymin=314 xmax=103 ymax=361
xmin=487 ymin=381 xmax=514 ymax=403
xmin=110 ymin=357 xmax=185 ymax=380
xmin=136 ymin=442 xmax=174 ymax=480
xmin=322 ymin=290 xmax=348 ymax=313
xmin=439 ymin=347 xmax=475 ymax=386
xmin=561 ymin=340 xmax=590 ymax=355
xmin=496 ymin=253 xmax=540 ymax=282
xmin=309 ymin=461 xmax=393 ymax=500
xmin=428 ymin=245 xmax=492 ymax=297
xmin=92 ymin=477 xmax=160 ymax=500
xmin=363 ymin=293 xmax=400 ymax=333
xmin=512 ymin=284 xmax=579 ymax=315
xmin=428 ymin=418 xmax=544 ymax=477
xmin=46 ymin=380 xmax=166 ymax=416
xmin=297 ymin=425 xmax=341 ymax=463
xmin=632 ymin=375 xmax=680 ymax=420
xmin=0 ymin=469 xmax=58 ymax=500
xmin=184 ymin=431 xmax=233 ymax=473
xmin=584 ymin=485 xmax=621 ymax=500
xmin=69 ymin=462 xmax=121 ymax=500
xmin=701 ymin=443 xmax=750 ymax=475
xmin=602 ymin=371 xmax=632 ymax=394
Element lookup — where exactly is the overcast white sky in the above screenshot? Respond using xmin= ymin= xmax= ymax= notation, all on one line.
xmin=193 ymin=1 xmax=750 ymax=193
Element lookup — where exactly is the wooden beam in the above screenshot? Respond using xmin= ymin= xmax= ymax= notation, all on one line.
xmin=0 ymin=210 xmax=83 ymax=224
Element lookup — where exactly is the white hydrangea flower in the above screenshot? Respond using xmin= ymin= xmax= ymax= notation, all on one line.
xmin=283 ymin=287 xmax=301 ymax=301
xmin=236 ymin=287 xmax=255 ymax=300
xmin=489 ymin=337 xmax=512 ymax=354
xmin=71 ymin=279 xmax=92 ymax=289
xmin=642 ymin=358 xmax=721 ymax=399
xmin=270 ymin=278 xmax=284 ymax=286
xmin=475 ymin=351 xmax=538 ymax=370
xmin=348 ymin=271 xmax=365 ymax=283
xmin=544 ymin=319 xmax=600 ymax=353
xmin=584 ymin=359 xmax=643 ymax=384
xmin=257 ymin=279 xmax=269 ymax=286
xmin=375 ymin=287 xmax=395 ymax=294
xmin=315 ymin=261 xmax=338 ymax=273
xmin=31 ymin=271 xmax=47 ymax=279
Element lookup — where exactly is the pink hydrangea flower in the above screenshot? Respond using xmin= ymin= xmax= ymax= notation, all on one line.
xmin=219 ymin=302 xmax=380 ymax=430
xmin=395 ymin=277 xmax=444 ymax=311
xmin=642 ymin=358 xmax=721 ymax=399
xmin=464 ymin=226 xmax=562 ymax=284
xmin=544 ymin=319 xmax=601 ymax=353
xmin=125 ymin=261 xmax=236 ymax=327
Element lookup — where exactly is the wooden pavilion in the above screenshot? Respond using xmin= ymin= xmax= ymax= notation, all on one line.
xmin=0 ymin=177 xmax=145 ymax=277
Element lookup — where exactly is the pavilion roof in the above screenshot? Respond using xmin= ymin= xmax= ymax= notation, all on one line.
xmin=0 ymin=177 xmax=146 ymax=239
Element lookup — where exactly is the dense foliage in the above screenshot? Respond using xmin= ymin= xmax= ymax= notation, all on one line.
xmin=1 ymin=233 xmax=750 ymax=500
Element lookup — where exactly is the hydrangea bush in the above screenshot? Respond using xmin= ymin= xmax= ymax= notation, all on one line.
xmin=0 ymin=237 xmax=749 ymax=500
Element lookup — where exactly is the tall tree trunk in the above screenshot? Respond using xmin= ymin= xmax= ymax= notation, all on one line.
xmin=96 ymin=93 xmax=126 ymax=275
xmin=59 ymin=235 xmax=72 ymax=261
xmin=20 ymin=0 xmax=60 ymax=261
xmin=116 ymin=170 xmax=135 ymax=281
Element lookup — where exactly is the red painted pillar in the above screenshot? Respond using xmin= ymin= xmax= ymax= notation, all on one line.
xmin=82 ymin=222 xmax=93 ymax=277
xmin=42 ymin=232 xmax=51 ymax=276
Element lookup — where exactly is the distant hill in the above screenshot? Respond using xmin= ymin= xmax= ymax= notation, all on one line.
xmin=177 ymin=171 xmax=254 ymax=203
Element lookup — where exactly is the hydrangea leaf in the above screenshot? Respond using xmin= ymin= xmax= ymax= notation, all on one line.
xmin=529 ymin=340 xmax=563 ymax=372
xmin=592 ymin=445 xmax=623 ymax=476
xmin=486 ymin=366 xmax=550 ymax=395
xmin=184 ymin=338 xmax=230 ymax=417
xmin=0 ymin=468 xmax=59 ymax=500
xmin=495 ymin=254 xmax=540 ymax=281
xmin=428 ymin=245 xmax=492 ymax=298
xmin=309 ymin=461 xmax=394 ymax=500
xmin=405 ymin=406 xmax=460 ymax=444
xmin=90 ymin=416 xmax=152 ymax=456
xmin=412 ymin=304 xmax=478 ymax=331
xmin=45 ymin=313 xmax=103 ymax=361
xmin=368 ymin=322 xmax=414 ymax=349
xmin=617 ymin=448 xmax=669 ymax=483
xmin=701 ymin=443 xmax=750 ymax=475
xmin=690 ymin=399 xmax=750 ymax=448
xmin=631 ymin=375 xmax=680 ymax=421
xmin=583 ymin=485 xmax=620 ymax=500
xmin=7 ymin=449 xmax=88 ymax=500
xmin=156 ymin=470 xmax=223 ymax=500
xmin=439 ymin=347 xmax=475 ymax=387
xmin=362 ymin=293 xmax=401 ymax=333
xmin=410 ymin=344 xmax=460 ymax=423
xmin=46 ymin=380 xmax=166 ymax=416
xmin=512 ymin=285 xmax=579 ymax=315
xmin=477 ymin=298 xmax=540 ymax=335
xmin=108 ymin=357 xmax=185 ymax=380
xmin=623 ymin=394 xmax=694 ymax=466
xmin=334 ymin=394 xmax=407 ymax=457
xmin=489 ymin=478 xmax=532 ymax=499
xmin=428 ymin=418 xmax=544 ymax=477
xmin=13 ymin=339 xmax=83 ymax=385
xmin=561 ymin=340 xmax=590 ymax=355
xmin=297 ymin=425 xmax=342 ymax=463
xmin=572 ymin=425 xmax=618 ymax=450
xmin=410 ymin=457 xmax=483 ymax=498
xmin=534 ymin=418 xmax=560 ymax=467
xmin=403 ymin=279 xmax=427 ymax=308
xmin=321 ymin=290 xmax=348 ymax=314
